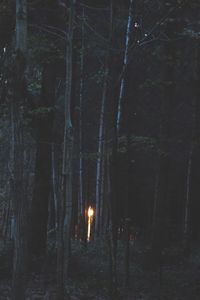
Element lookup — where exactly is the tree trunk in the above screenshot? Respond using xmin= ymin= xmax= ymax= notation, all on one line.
xmin=99 ymin=136 xmax=106 ymax=235
xmin=28 ymin=63 xmax=56 ymax=259
xmin=52 ymin=143 xmax=58 ymax=230
xmin=124 ymin=218 xmax=131 ymax=287
xmin=16 ymin=0 xmax=27 ymax=53
xmin=116 ymin=0 xmax=134 ymax=135
xmin=183 ymin=141 xmax=193 ymax=256
xmin=106 ymin=2 xmax=120 ymax=297
xmin=78 ymin=8 xmax=85 ymax=218
xmin=95 ymin=59 xmax=108 ymax=237
xmin=57 ymin=1 xmax=75 ymax=299
xmin=95 ymin=0 xmax=115 ymax=238
xmin=123 ymin=62 xmax=135 ymax=286
xmin=12 ymin=1 xmax=27 ymax=299
xmin=183 ymin=43 xmax=200 ymax=254
xmin=151 ymin=18 xmax=176 ymax=267
xmin=191 ymin=43 xmax=200 ymax=241
xmin=107 ymin=153 xmax=118 ymax=298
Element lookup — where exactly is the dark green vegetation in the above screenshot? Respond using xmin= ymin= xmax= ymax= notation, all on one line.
xmin=0 ymin=0 xmax=200 ymax=299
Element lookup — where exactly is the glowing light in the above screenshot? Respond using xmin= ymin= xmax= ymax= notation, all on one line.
xmin=87 ymin=206 xmax=94 ymax=241
xmin=88 ymin=206 xmax=94 ymax=218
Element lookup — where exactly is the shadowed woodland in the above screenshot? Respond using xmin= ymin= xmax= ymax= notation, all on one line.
xmin=0 ymin=0 xmax=200 ymax=299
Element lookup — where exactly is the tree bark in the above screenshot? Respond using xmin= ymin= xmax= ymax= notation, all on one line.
xmin=183 ymin=141 xmax=193 ymax=256
xmin=78 ymin=8 xmax=85 ymax=218
xmin=12 ymin=1 xmax=28 ymax=299
xmin=95 ymin=58 xmax=108 ymax=237
xmin=107 ymin=153 xmax=118 ymax=298
xmin=183 ymin=43 xmax=200 ymax=254
xmin=16 ymin=0 xmax=27 ymax=53
xmin=95 ymin=0 xmax=115 ymax=238
xmin=52 ymin=143 xmax=58 ymax=230
xmin=116 ymin=0 xmax=134 ymax=135
xmin=28 ymin=63 xmax=56 ymax=259
xmin=107 ymin=2 xmax=120 ymax=297
xmin=57 ymin=1 xmax=75 ymax=299
xmin=151 ymin=18 xmax=176 ymax=267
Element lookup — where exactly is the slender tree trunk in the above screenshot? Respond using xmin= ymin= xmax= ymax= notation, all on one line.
xmin=107 ymin=153 xmax=118 ymax=298
xmin=151 ymin=19 xmax=176 ymax=268
xmin=16 ymin=0 xmax=27 ymax=53
xmin=123 ymin=62 xmax=135 ymax=286
xmin=116 ymin=0 xmax=134 ymax=134
xmin=52 ymin=143 xmax=58 ymax=230
xmin=57 ymin=1 xmax=75 ymax=299
xmin=95 ymin=0 xmax=115 ymax=238
xmin=191 ymin=43 xmax=200 ymax=241
xmin=12 ymin=1 xmax=27 ymax=299
xmin=28 ymin=63 xmax=56 ymax=259
xmin=183 ymin=141 xmax=193 ymax=256
xmin=95 ymin=65 xmax=108 ymax=237
xmin=107 ymin=1 xmax=135 ymax=289
xmin=183 ymin=44 xmax=200 ymax=255
xmin=124 ymin=217 xmax=131 ymax=286
xmin=107 ymin=1 xmax=121 ymax=297
xmin=78 ymin=8 xmax=85 ymax=218
xmin=99 ymin=136 xmax=106 ymax=235
xmin=2 ymin=192 xmax=11 ymax=240
xmin=77 ymin=12 xmax=87 ymax=243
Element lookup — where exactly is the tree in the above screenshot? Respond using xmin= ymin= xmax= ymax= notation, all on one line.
xmin=57 ymin=0 xmax=75 ymax=298
xmin=12 ymin=1 xmax=28 ymax=299
xmin=151 ymin=11 xmax=177 ymax=267
xmin=184 ymin=40 xmax=200 ymax=255
xmin=94 ymin=13 xmax=111 ymax=237
xmin=78 ymin=7 xmax=85 ymax=223
xmin=116 ymin=0 xmax=134 ymax=135
xmin=28 ymin=62 xmax=57 ymax=259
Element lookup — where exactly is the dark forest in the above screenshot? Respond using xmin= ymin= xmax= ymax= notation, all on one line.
xmin=0 ymin=0 xmax=200 ymax=299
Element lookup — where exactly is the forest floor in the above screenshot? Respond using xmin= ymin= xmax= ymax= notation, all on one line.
xmin=0 ymin=239 xmax=200 ymax=299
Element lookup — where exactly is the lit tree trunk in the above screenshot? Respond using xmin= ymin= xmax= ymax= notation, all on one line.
xmin=57 ymin=1 xmax=75 ymax=299
xmin=107 ymin=2 xmax=120 ymax=296
xmin=106 ymin=1 xmax=134 ymax=290
xmin=12 ymin=1 xmax=27 ymax=299
xmin=116 ymin=0 xmax=134 ymax=134
xmin=99 ymin=134 xmax=106 ymax=235
xmin=95 ymin=73 xmax=107 ymax=237
xmin=77 ymin=9 xmax=87 ymax=244
xmin=95 ymin=1 xmax=114 ymax=237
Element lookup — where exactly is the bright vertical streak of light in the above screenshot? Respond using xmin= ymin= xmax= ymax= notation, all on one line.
xmin=87 ymin=206 xmax=94 ymax=241
xmin=116 ymin=0 xmax=134 ymax=134
xmin=87 ymin=219 xmax=91 ymax=241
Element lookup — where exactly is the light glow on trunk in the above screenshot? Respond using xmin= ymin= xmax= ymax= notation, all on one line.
xmin=87 ymin=206 xmax=94 ymax=241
